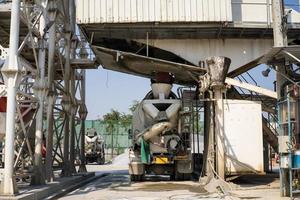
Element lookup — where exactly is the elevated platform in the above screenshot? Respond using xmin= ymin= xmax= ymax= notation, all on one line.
xmin=77 ymin=0 xmax=300 ymax=40
xmin=76 ymin=1 xmax=300 ymax=73
xmin=80 ymin=22 xmax=300 ymax=40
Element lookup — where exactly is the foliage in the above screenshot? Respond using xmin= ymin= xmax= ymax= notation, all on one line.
xmin=103 ymin=109 xmax=122 ymax=122
xmin=102 ymin=100 xmax=140 ymax=123
xmin=102 ymin=100 xmax=140 ymax=133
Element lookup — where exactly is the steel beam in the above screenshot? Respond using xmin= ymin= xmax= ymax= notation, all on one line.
xmin=225 ymin=78 xmax=278 ymax=99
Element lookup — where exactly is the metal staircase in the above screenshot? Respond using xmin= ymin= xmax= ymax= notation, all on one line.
xmin=262 ymin=114 xmax=279 ymax=151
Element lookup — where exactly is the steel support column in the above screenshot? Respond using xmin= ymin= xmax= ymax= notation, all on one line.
xmin=273 ymin=0 xmax=287 ymax=93
xmin=31 ymin=5 xmax=47 ymax=185
xmin=0 ymin=0 xmax=21 ymax=195
xmin=45 ymin=9 xmax=56 ymax=182
xmin=69 ymin=68 xmax=76 ymax=174
xmin=214 ymin=89 xmax=225 ymax=180
xmin=78 ymin=70 xmax=87 ymax=173
xmin=200 ymin=56 xmax=230 ymax=182
xmin=61 ymin=32 xmax=72 ymax=177
xmin=272 ymin=0 xmax=289 ymax=197
xmin=68 ymin=0 xmax=77 ymax=174
xmin=203 ymin=92 xmax=214 ymax=182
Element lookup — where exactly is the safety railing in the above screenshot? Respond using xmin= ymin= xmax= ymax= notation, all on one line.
xmin=234 ymin=71 xmax=279 ymax=139
xmin=263 ymin=113 xmax=279 ymax=136
xmin=232 ymin=0 xmax=272 ymax=26
xmin=70 ymin=26 xmax=96 ymax=66
xmin=232 ymin=0 xmax=300 ymax=26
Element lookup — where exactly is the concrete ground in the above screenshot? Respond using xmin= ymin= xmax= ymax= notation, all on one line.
xmin=0 ymin=171 xmax=96 ymax=200
xmin=59 ymin=164 xmax=289 ymax=200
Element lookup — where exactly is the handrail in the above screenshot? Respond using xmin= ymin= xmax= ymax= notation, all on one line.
xmin=234 ymin=73 xmax=276 ymax=110
xmin=263 ymin=115 xmax=278 ymax=136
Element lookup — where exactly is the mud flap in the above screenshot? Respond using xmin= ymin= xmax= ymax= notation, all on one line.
xmin=129 ymin=162 xmax=145 ymax=175
xmin=141 ymin=139 xmax=150 ymax=164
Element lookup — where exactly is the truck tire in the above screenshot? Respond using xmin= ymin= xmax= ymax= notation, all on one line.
xmin=130 ymin=174 xmax=143 ymax=182
xmin=172 ymin=171 xmax=191 ymax=181
xmin=97 ymin=156 xmax=105 ymax=165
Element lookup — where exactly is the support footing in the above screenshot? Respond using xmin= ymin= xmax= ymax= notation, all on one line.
xmin=78 ymin=164 xmax=87 ymax=173
xmin=0 ymin=177 xmax=18 ymax=196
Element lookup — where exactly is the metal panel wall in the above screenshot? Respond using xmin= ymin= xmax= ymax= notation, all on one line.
xmin=223 ymin=100 xmax=264 ymax=174
xmin=76 ymin=0 xmax=232 ymax=23
xmin=232 ymin=0 xmax=272 ymax=23
xmin=232 ymin=0 xmax=300 ymax=24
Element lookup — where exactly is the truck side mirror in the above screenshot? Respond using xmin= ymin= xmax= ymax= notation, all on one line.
xmin=128 ymin=129 xmax=133 ymax=139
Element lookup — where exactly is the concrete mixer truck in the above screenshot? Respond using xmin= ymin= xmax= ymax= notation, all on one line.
xmin=128 ymin=72 xmax=193 ymax=181
xmin=85 ymin=128 xmax=105 ymax=165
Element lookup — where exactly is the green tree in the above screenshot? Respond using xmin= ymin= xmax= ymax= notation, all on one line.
xmin=103 ymin=109 xmax=121 ymax=122
xmin=102 ymin=100 xmax=140 ymax=124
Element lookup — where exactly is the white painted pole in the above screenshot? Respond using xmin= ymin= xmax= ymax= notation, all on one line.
xmin=0 ymin=0 xmax=21 ymax=195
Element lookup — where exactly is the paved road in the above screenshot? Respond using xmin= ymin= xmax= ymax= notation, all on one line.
xmin=60 ymin=164 xmax=286 ymax=200
xmin=60 ymin=164 xmax=224 ymax=200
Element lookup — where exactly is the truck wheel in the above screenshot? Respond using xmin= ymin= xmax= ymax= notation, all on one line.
xmin=97 ymin=157 xmax=104 ymax=165
xmin=170 ymin=173 xmax=175 ymax=181
xmin=100 ymin=157 xmax=105 ymax=165
xmin=130 ymin=175 xmax=143 ymax=182
xmin=173 ymin=171 xmax=191 ymax=181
